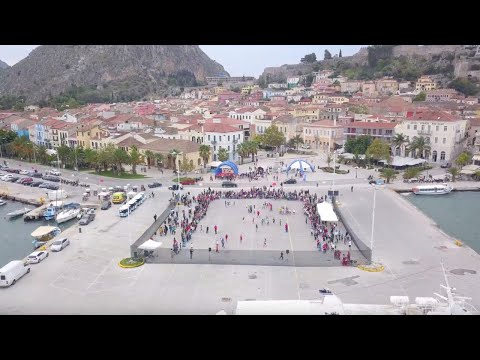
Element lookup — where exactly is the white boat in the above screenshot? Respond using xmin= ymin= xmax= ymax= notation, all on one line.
xmin=7 ymin=207 xmax=32 ymax=219
xmin=412 ymin=183 xmax=453 ymax=195
xmin=31 ymin=226 xmax=61 ymax=242
xmin=0 ymin=200 xmax=7 ymax=206
xmin=56 ymin=207 xmax=81 ymax=224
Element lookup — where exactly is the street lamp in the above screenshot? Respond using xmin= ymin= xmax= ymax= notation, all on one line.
xmin=355 ymin=166 xmax=358 ymax=179
xmin=370 ymin=184 xmax=378 ymax=264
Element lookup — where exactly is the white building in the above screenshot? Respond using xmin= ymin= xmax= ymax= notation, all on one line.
xmin=394 ymin=110 xmax=468 ymax=163
xmin=203 ymin=122 xmax=244 ymax=162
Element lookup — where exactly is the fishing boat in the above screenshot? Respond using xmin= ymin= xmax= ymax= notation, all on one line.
xmin=0 ymin=199 xmax=7 ymax=206
xmin=56 ymin=207 xmax=81 ymax=224
xmin=31 ymin=226 xmax=61 ymax=244
xmin=7 ymin=207 xmax=32 ymax=219
xmin=43 ymin=206 xmax=57 ymax=221
xmin=412 ymin=183 xmax=453 ymax=195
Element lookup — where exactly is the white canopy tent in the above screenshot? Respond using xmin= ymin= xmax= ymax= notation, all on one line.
xmin=138 ymin=240 xmax=162 ymax=251
xmin=316 ymin=202 xmax=338 ymax=222
xmin=379 ymin=156 xmax=426 ymax=167
xmin=460 ymin=164 xmax=480 ymax=175
xmin=208 ymin=161 xmax=222 ymax=168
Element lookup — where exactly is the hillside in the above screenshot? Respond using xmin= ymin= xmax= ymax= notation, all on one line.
xmin=259 ymin=45 xmax=480 ymax=88
xmin=0 ymin=45 xmax=229 ymax=104
xmin=0 ymin=59 xmax=9 ymax=70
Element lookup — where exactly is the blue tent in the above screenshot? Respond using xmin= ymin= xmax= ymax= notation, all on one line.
xmin=214 ymin=160 xmax=239 ymax=176
xmin=286 ymin=159 xmax=314 ymax=172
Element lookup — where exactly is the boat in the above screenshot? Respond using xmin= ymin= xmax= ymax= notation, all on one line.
xmin=412 ymin=183 xmax=453 ymax=195
xmin=43 ymin=206 xmax=57 ymax=221
xmin=56 ymin=207 xmax=81 ymax=224
xmin=7 ymin=207 xmax=32 ymax=219
xmin=31 ymin=226 xmax=61 ymax=242
xmin=0 ymin=200 xmax=7 ymax=206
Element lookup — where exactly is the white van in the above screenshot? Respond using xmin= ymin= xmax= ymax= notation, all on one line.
xmin=0 ymin=260 xmax=31 ymax=287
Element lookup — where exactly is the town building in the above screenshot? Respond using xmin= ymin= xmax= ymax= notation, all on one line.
xmin=302 ymin=120 xmax=344 ymax=151
xmin=415 ymin=76 xmax=437 ymax=92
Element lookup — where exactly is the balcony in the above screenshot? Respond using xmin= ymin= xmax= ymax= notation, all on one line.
xmin=417 ymin=129 xmax=432 ymax=136
xmin=232 ymin=138 xmax=238 ymax=144
xmin=211 ymin=140 xmax=217 ymax=145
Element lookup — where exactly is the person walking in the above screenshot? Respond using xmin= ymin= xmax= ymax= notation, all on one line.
xmin=285 ymin=223 xmax=289 ymax=233
xmin=351 ymin=186 xmax=353 ymax=192
xmin=280 ymin=251 xmax=284 ymax=260
xmin=348 ymin=240 xmax=352 ymax=250
xmin=240 ymin=234 xmax=243 ymax=244
xmin=214 ymin=225 xmax=218 ymax=234
xmin=264 ymin=238 xmax=267 ymax=247
xmin=225 ymin=234 xmax=228 ymax=242
xmin=206 ymin=226 xmax=209 ymax=234
xmin=216 ymin=241 xmax=219 ymax=253
xmin=154 ymin=214 xmax=157 ymax=222
xmin=190 ymin=246 xmax=194 ymax=259
xmin=221 ymin=237 xmax=225 ymax=248
xmin=256 ymin=223 xmax=258 ymax=232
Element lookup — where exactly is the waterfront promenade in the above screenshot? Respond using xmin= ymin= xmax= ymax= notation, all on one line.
xmin=1 ymin=156 xmax=480 ymax=314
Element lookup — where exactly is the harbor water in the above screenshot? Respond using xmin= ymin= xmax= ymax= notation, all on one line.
xmin=0 ymin=200 xmax=75 ymax=267
xmin=406 ymin=191 xmax=480 ymax=254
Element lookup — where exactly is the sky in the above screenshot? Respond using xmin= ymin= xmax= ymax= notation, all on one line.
xmin=0 ymin=45 xmax=366 ymax=77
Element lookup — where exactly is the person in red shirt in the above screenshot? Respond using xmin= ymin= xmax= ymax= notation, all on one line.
xmin=285 ymin=223 xmax=289 ymax=232
xmin=214 ymin=225 xmax=218 ymax=234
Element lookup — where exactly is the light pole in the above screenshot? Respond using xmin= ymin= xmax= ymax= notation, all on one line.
xmin=355 ymin=166 xmax=358 ymax=179
xmin=370 ymin=184 xmax=378 ymax=264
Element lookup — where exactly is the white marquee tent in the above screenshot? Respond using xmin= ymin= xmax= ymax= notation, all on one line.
xmin=138 ymin=240 xmax=162 ymax=251
xmin=316 ymin=202 xmax=338 ymax=222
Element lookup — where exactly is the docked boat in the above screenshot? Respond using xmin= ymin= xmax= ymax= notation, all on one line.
xmin=56 ymin=207 xmax=81 ymax=224
xmin=412 ymin=183 xmax=453 ymax=195
xmin=0 ymin=199 xmax=7 ymax=206
xmin=43 ymin=206 xmax=57 ymax=221
xmin=7 ymin=207 xmax=32 ymax=219
xmin=31 ymin=226 xmax=61 ymax=242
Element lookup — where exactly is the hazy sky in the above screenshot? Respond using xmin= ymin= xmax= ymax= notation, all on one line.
xmin=0 ymin=45 xmax=366 ymax=77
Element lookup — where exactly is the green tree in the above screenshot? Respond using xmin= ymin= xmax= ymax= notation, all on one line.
xmin=413 ymin=91 xmax=426 ymax=102
xmin=345 ymin=135 xmax=373 ymax=154
xmin=448 ymin=167 xmax=459 ymax=182
xmin=144 ymin=150 xmax=155 ymax=169
xmin=391 ymin=133 xmax=409 ymax=157
xmin=366 ymin=139 xmax=391 ymax=163
xmin=154 ymin=153 xmax=164 ymax=168
xmin=180 ymin=154 xmax=195 ymax=173
xmin=324 ymin=50 xmax=332 ymax=60
xmin=292 ymin=134 xmax=304 ymax=150
xmin=97 ymin=145 xmax=115 ymax=172
xmin=474 ymin=170 xmax=480 ymax=181
xmin=218 ymin=148 xmax=229 ymax=162
xmin=199 ymin=144 xmax=211 ymax=168
xmin=57 ymin=145 xmax=72 ymax=168
xmin=249 ymin=140 xmax=259 ymax=162
xmin=128 ymin=145 xmax=144 ymax=175
xmin=237 ymin=143 xmax=249 ymax=164
xmin=349 ymin=105 xmax=369 ymax=114
xmin=380 ymin=168 xmax=397 ymax=183
xmin=409 ymin=136 xmax=431 ymax=159
xmin=263 ymin=125 xmax=285 ymax=148
xmin=403 ymin=167 xmax=422 ymax=180
xmin=301 ymin=53 xmax=317 ymax=63
xmin=83 ymin=148 xmax=98 ymax=169
xmin=455 ymin=152 xmax=471 ymax=169
xmin=449 ymin=77 xmax=479 ymax=96
xmin=35 ymin=145 xmax=49 ymax=165
xmin=113 ymin=148 xmax=130 ymax=175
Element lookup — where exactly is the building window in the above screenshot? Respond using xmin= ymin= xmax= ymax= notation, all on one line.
xmin=413 ymin=125 xmax=417 ymax=130
xmin=228 ymin=135 xmax=230 ymax=141
xmin=440 ymin=151 xmax=446 ymax=161
xmin=407 ymin=124 xmax=410 ymax=130
xmin=435 ymin=137 xmax=438 ymax=143
xmin=421 ymin=125 xmax=424 ymax=131
xmin=444 ymin=126 xmax=447 ymax=131
xmin=443 ymin=138 xmax=446 ymax=144
xmin=208 ymin=135 xmax=210 ymax=141
xmin=213 ymin=146 xmax=216 ymax=151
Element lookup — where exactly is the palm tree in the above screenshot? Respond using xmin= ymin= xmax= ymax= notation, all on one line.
xmin=170 ymin=149 xmax=182 ymax=171
xmin=249 ymin=140 xmax=259 ymax=162
xmin=237 ymin=143 xmax=249 ymax=165
xmin=199 ymin=144 xmax=211 ymax=168
xmin=144 ymin=150 xmax=155 ymax=169
xmin=455 ymin=152 xmax=471 ymax=169
xmin=57 ymin=145 xmax=72 ymax=168
xmin=292 ymin=134 xmax=304 ymax=150
xmin=218 ymin=147 xmax=229 ymax=162
xmin=129 ymin=145 xmax=144 ymax=175
xmin=380 ymin=168 xmax=397 ymax=183
xmin=313 ymin=135 xmax=320 ymax=150
xmin=83 ymin=148 xmax=98 ymax=170
xmin=409 ymin=136 xmax=431 ymax=159
xmin=403 ymin=167 xmax=422 ymax=180
xmin=448 ymin=167 xmax=459 ymax=182
xmin=35 ymin=145 xmax=49 ymax=165
xmin=113 ymin=148 xmax=130 ymax=175
xmin=391 ymin=133 xmax=409 ymax=157
xmin=154 ymin=153 xmax=164 ymax=168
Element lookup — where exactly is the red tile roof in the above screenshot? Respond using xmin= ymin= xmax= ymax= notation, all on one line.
xmin=406 ymin=110 xmax=460 ymax=122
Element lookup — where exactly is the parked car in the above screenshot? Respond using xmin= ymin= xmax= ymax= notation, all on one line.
xmin=43 ymin=175 xmax=60 ymax=182
xmin=369 ymin=179 xmax=385 ymax=185
xmin=26 ymin=251 xmax=49 ymax=264
xmin=38 ymin=183 xmax=50 ymax=188
xmin=168 ymin=184 xmax=183 ymax=191
xmin=0 ymin=260 xmax=30 ymax=287
xmin=1 ymin=174 xmax=14 ymax=181
xmin=6 ymin=176 xmax=20 ymax=182
xmin=148 ymin=182 xmax=162 ymax=188
xmin=440 ymin=163 xmax=451 ymax=169
xmin=222 ymin=181 xmax=238 ymax=188
xmin=101 ymin=201 xmax=112 ymax=210
xmin=31 ymin=181 xmax=43 ymax=187
xmin=180 ymin=179 xmax=196 ymax=185
xmin=79 ymin=213 xmax=95 ymax=225
xmin=283 ymin=178 xmax=297 ymax=184
xmin=46 ymin=184 xmax=60 ymax=190
xmin=21 ymin=178 xmax=34 ymax=186
xmin=19 ymin=170 xmax=30 ymax=175
xmin=48 ymin=169 xmax=62 ymax=176
xmin=50 ymin=238 xmax=70 ymax=252
xmin=31 ymin=172 xmax=43 ymax=178
xmin=5 ymin=168 xmax=20 ymax=174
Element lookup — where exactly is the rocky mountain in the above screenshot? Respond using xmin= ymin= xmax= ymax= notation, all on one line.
xmin=0 ymin=45 xmax=229 ymax=103
xmin=259 ymin=45 xmax=480 ymax=88
xmin=0 ymin=59 xmax=9 ymax=70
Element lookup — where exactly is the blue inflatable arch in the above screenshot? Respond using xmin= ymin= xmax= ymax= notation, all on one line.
xmin=214 ymin=160 xmax=239 ymax=175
